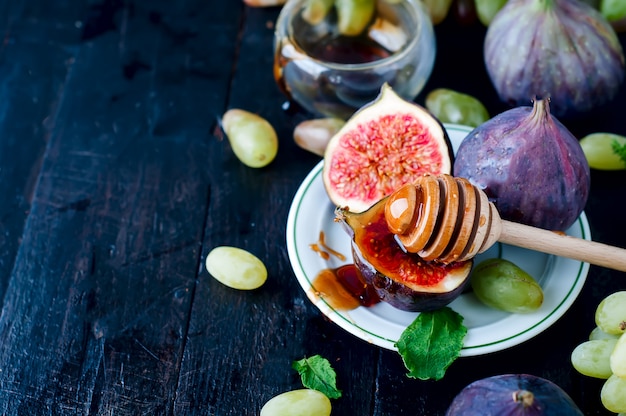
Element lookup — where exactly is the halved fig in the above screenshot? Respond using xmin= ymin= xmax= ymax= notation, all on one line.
xmin=337 ymin=196 xmax=472 ymax=312
xmin=323 ymin=84 xmax=454 ymax=213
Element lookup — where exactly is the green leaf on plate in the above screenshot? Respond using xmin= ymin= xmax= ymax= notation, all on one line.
xmin=292 ymin=355 xmax=342 ymax=399
xmin=395 ymin=307 xmax=467 ymax=381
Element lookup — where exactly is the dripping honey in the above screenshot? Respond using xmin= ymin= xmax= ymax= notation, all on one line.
xmin=309 ymin=232 xmax=379 ymax=310
xmin=310 ymin=231 xmax=346 ymax=261
xmin=312 ymin=264 xmax=380 ymax=311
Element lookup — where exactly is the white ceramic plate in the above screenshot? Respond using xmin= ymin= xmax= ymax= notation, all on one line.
xmin=286 ymin=124 xmax=591 ymax=356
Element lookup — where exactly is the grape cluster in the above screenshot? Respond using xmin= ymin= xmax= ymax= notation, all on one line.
xmin=571 ymin=291 xmax=626 ymax=413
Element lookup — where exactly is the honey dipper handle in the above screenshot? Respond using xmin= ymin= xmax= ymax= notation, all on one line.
xmin=498 ymin=220 xmax=626 ymax=272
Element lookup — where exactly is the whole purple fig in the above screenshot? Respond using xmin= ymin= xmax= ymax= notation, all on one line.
xmin=484 ymin=0 xmax=625 ymax=118
xmin=446 ymin=374 xmax=584 ymax=415
xmin=453 ymin=98 xmax=590 ymax=232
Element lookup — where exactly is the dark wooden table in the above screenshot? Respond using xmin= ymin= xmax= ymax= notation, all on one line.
xmin=1 ymin=1 xmax=625 ymax=414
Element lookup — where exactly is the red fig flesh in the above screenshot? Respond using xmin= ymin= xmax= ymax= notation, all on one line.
xmin=323 ymin=84 xmax=453 ymax=213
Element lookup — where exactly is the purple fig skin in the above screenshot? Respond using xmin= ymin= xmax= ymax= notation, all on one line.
xmin=446 ymin=374 xmax=584 ymax=416
xmin=484 ymin=0 xmax=625 ymax=118
xmin=453 ymin=98 xmax=590 ymax=232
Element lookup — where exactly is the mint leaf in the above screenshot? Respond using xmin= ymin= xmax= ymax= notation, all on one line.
xmin=611 ymin=139 xmax=626 ymax=166
xmin=292 ymin=355 xmax=342 ymax=399
xmin=395 ymin=307 xmax=467 ymax=381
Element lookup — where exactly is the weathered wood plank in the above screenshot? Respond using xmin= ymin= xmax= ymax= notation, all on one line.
xmin=0 ymin=1 xmax=83 ymax=306
xmin=172 ymin=5 xmax=379 ymax=415
xmin=0 ymin=0 xmax=236 ymax=413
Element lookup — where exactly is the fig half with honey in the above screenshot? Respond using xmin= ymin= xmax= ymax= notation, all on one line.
xmin=337 ymin=197 xmax=472 ymax=312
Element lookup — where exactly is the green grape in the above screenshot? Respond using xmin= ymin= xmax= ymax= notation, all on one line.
xmin=205 ymin=246 xmax=267 ymax=290
xmin=421 ymin=0 xmax=454 ymax=24
xmin=612 ymin=333 xmax=626 ymax=378
xmin=579 ymin=133 xmax=626 ymax=171
xmin=590 ymin=326 xmax=621 ymax=341
xmin=260 ymin=389 xmax=331 ymax=416
xmin=601 ymin=0 xmax=626 ymax=22
xmin=302 ymin=0 xmax=334 ymax=25
xmin=335 ymin=0 xmax=375 ymax=36
xmin=601 ymin=374 xmax=626 ymax=413
xmin=470 ymin=258 xmax=543 ymax=313
xmin=596 ymin=291 xmax=626 ymax=335
xmin=222 ymin=109 xmax=279 ymax=168
xmin=474 ymin=0 xmax=508 ymax=26
xmin=425 ymin=88 xmax=489 ymax=128
xmin=571 ymin=339 xmax=617 ymax=379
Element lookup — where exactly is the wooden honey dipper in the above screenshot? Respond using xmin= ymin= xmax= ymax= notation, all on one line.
xmin=384 ymin=173 xmax=626 ymax=272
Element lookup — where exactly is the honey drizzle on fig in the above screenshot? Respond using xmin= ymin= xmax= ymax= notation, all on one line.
xmin=309 ymin=231 xmax=347 ymax=261
xmin=312 ymin=264 xmax=380 ymax=310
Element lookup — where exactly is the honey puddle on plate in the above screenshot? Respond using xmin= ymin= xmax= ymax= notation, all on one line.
xmin=309 ymin=231 xmax=380 ymax=311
